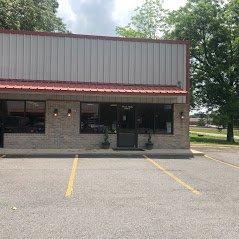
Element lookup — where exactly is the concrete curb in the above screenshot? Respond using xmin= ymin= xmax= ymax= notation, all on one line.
xmin=1 ymin=149 xmax=204 ymax=158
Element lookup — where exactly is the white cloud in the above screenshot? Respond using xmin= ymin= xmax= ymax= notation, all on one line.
xmin=57 ymin=0 xmax=187 ymax=35
xmin=112 ymin=0 xmax=144 ymax=26
xmin=57 ymin=0 xmax=77 ymax=29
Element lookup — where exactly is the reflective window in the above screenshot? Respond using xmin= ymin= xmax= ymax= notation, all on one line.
xmin=4 ymin=101 xmax=45 ymax=133
xmin=118 ymin=105 xmax=135 ymax=131
xmin=99 ymin=104 xmax=117 ymax=133
xmin=80 ymin=103 xmax=173 ymax=134
xmin=154 ymin=104 xmax=173 ymax=134
xmin=80 ymin=103 xmax=102 ymax=133
xmin=80 ymin=103 xmax=117 ymax=133
xmin=25 ymin=101 xmax=45 ymax=133
xmin=136 ymin=104 xmax=154 ymax=133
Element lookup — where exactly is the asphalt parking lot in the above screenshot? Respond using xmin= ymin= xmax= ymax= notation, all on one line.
xmin=0 ymin=148 xmax=239 ymax=239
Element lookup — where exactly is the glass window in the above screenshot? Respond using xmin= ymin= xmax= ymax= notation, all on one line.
xmin=5 ymin=101 xmax=25 ymax=133
xmin=80 ymin=103 xmax=102 ymax=133
xmin=136 ymin=104 xmax=154 ymax=133
xmin=25 ymin=101 xmax=45 ymax=133
xmin=155 ymin=104 xmax=173 ymax=134
xmin=100 ymin=104 xmax=117 ymax=133
xmin=4 ymin=100 xmax=45 ymax=133
xmin=80 ymin=103 xmax=173 ymax=134
xmin=80 ymin=103 xmax=117 ymax=133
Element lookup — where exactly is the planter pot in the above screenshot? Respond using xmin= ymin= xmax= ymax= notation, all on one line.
xmin=145 ymin=143 xmax=153 ymax=150
xmin=101 ymin=142 xmax=110 ymax=149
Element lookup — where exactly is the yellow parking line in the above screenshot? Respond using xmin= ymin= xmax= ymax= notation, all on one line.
xmin=204 ymin=154 xmax=239 ymax=170
xmin=65 ymin=155 xmax=79 ymax=198
xmin=144 ymin=155 xmax=201 ymax=195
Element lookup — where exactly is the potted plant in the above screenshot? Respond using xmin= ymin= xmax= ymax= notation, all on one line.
xmin=101 ymin=128 xmax=110 ymax=149
xmin=145 ymin=131 xmax=153 ymax=150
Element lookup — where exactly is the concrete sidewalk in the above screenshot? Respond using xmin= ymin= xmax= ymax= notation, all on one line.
xmin=0 ymin=148 xmax=204 ymax=158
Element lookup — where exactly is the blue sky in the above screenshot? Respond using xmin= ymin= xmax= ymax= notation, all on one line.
xmin=57 ymin=0 xmax=187 ymax=36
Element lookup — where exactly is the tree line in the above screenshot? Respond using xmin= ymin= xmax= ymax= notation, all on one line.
xmin=116 ymin=0 xmax=239 ymax=142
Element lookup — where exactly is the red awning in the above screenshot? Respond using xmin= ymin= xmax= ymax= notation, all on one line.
xmin=0 ymin=79 xmax=187 ymax=96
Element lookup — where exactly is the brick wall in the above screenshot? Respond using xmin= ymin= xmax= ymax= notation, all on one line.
xmin=4 ymin=101 xmax=189 ymax=149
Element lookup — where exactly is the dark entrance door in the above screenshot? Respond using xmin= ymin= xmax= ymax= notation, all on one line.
xmin=117 ymin=104 xmax=137 ymax=148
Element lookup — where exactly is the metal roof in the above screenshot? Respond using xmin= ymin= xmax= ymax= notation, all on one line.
xmin=0 ymin=79 xmax=187 ymax=96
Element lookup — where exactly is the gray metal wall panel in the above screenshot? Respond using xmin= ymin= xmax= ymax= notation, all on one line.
xmin=141 ymin=42 xmax=148 ymax=85
xmin=122 ymin=41 xmax=129 ymax=84
xmin=110 ymin=41 xmax=117 ymax=84
xmin=148 ymin=43 xmax=154 ymax=85
xmin=172 ymin=44 xmax=178 ymax=86
xmin=160 ymin=43 xmax=166 ymax=85
xmin=90 ymin=39 xmax=97 ymax=83
xmin=153 ymin=43 xmax=160 ymax=85
xmin=135 ymin=43 xmax=142 ymax=85
xmin=0 ymin=33 xmax=187 ymax=87
xmin=97 ymin=40 xmax=104 ymax=83
xmin=165 ymin=44 xmax=172 ymax=85
xmin=104 ymin=40 xmax=111 ymax=83
xmin=177 ymin=44 xmax=185 ymax=89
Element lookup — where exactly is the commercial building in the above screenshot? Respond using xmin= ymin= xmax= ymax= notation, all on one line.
xmin=0 ymin=30 xmax=190 ymax=149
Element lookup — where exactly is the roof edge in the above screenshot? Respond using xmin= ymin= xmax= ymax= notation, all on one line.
xmin=0 ymin=29 xmax=190 ymax=45
xmin=0 ymin=79 xmax=188 ymax=96
xmin=0 ymin=78 xmax=186 ymax=89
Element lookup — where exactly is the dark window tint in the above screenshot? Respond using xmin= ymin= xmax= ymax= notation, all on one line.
xmin=136 ymin=105 xmax=154 ymax=133
xmin=4 ymin=101 xmax=45 ymax=133
xmin=155 ymin=104 xmax=173 ymax=133
xmin=118 ymin=105 xmax=135 ymax=131
xmin=80 ymin=103 xmax=173 ymax=134
xmin=100 ymin=104 xmax=117 ymax=133
xmin=81 ymin=103 xmax=117 ymax=133
xmin=25 ymin=101 xmax=45 ymax=133
xmin=5 ymin=101 xmax=25 ymax=133
xmin=80 ymin=103 xmax=102 ymax=133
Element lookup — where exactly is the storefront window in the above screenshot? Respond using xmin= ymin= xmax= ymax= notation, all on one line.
xmin=154 ymin=104 xmax=173 ymax=134
xmin=80 ymin=103 xmax=101 ymax=133
xmin=80 ymin=103 xmax=173 ymax=134
xmin=80 ymin=103 xmax=117 ymax=133
xmin=25 ymin=101 xmax=45 ymax=133
xmin=99 ymin=104 xmax=117 ymax=133
xmin=4 ymin=100 xmax=45 ymax=133
xmin=136 ymin=105 xmax=154 ymax=133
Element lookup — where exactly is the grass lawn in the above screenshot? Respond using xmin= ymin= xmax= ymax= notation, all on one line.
xmin=190 ymin=127 xmax=239 ymax=136
xmin=190 ymin=133 xmax=239 ymax=145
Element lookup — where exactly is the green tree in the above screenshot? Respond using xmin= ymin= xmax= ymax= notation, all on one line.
xmin=164 ymin=0 xmax=239 ymax=142
xmin=197 ymin=118 xmax=206 ymax=127
xmin=0 ymin=0 xmax=67 ymax=32
xmin=115 ymin=0 xmax=165 ymax=38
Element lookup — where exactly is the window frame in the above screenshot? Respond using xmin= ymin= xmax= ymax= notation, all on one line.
xmin=80 ymin=102 xmax=174 ymax=135
xmin=153 ymin=104 xmax=174 ymax=135
xmin=80 ymin=102 xmax=118 ymax=134
xmin=2 ymin=100 xmax=46 ymax=134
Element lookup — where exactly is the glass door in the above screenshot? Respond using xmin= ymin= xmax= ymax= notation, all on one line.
xmin=117 ymin=104 xmax=137 ymax=148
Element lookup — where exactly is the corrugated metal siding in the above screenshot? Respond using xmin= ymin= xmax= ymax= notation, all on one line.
xmin=0 ymin=33 xmax=186 ymax=88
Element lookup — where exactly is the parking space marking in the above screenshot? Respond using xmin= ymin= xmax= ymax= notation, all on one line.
xmin=65 ymin=155 xmax=79 ymax=198
xmin=204 ymin=154 xmax=239 ymax=170
xmin=144 ymin=155 xmax=201 ymax=195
